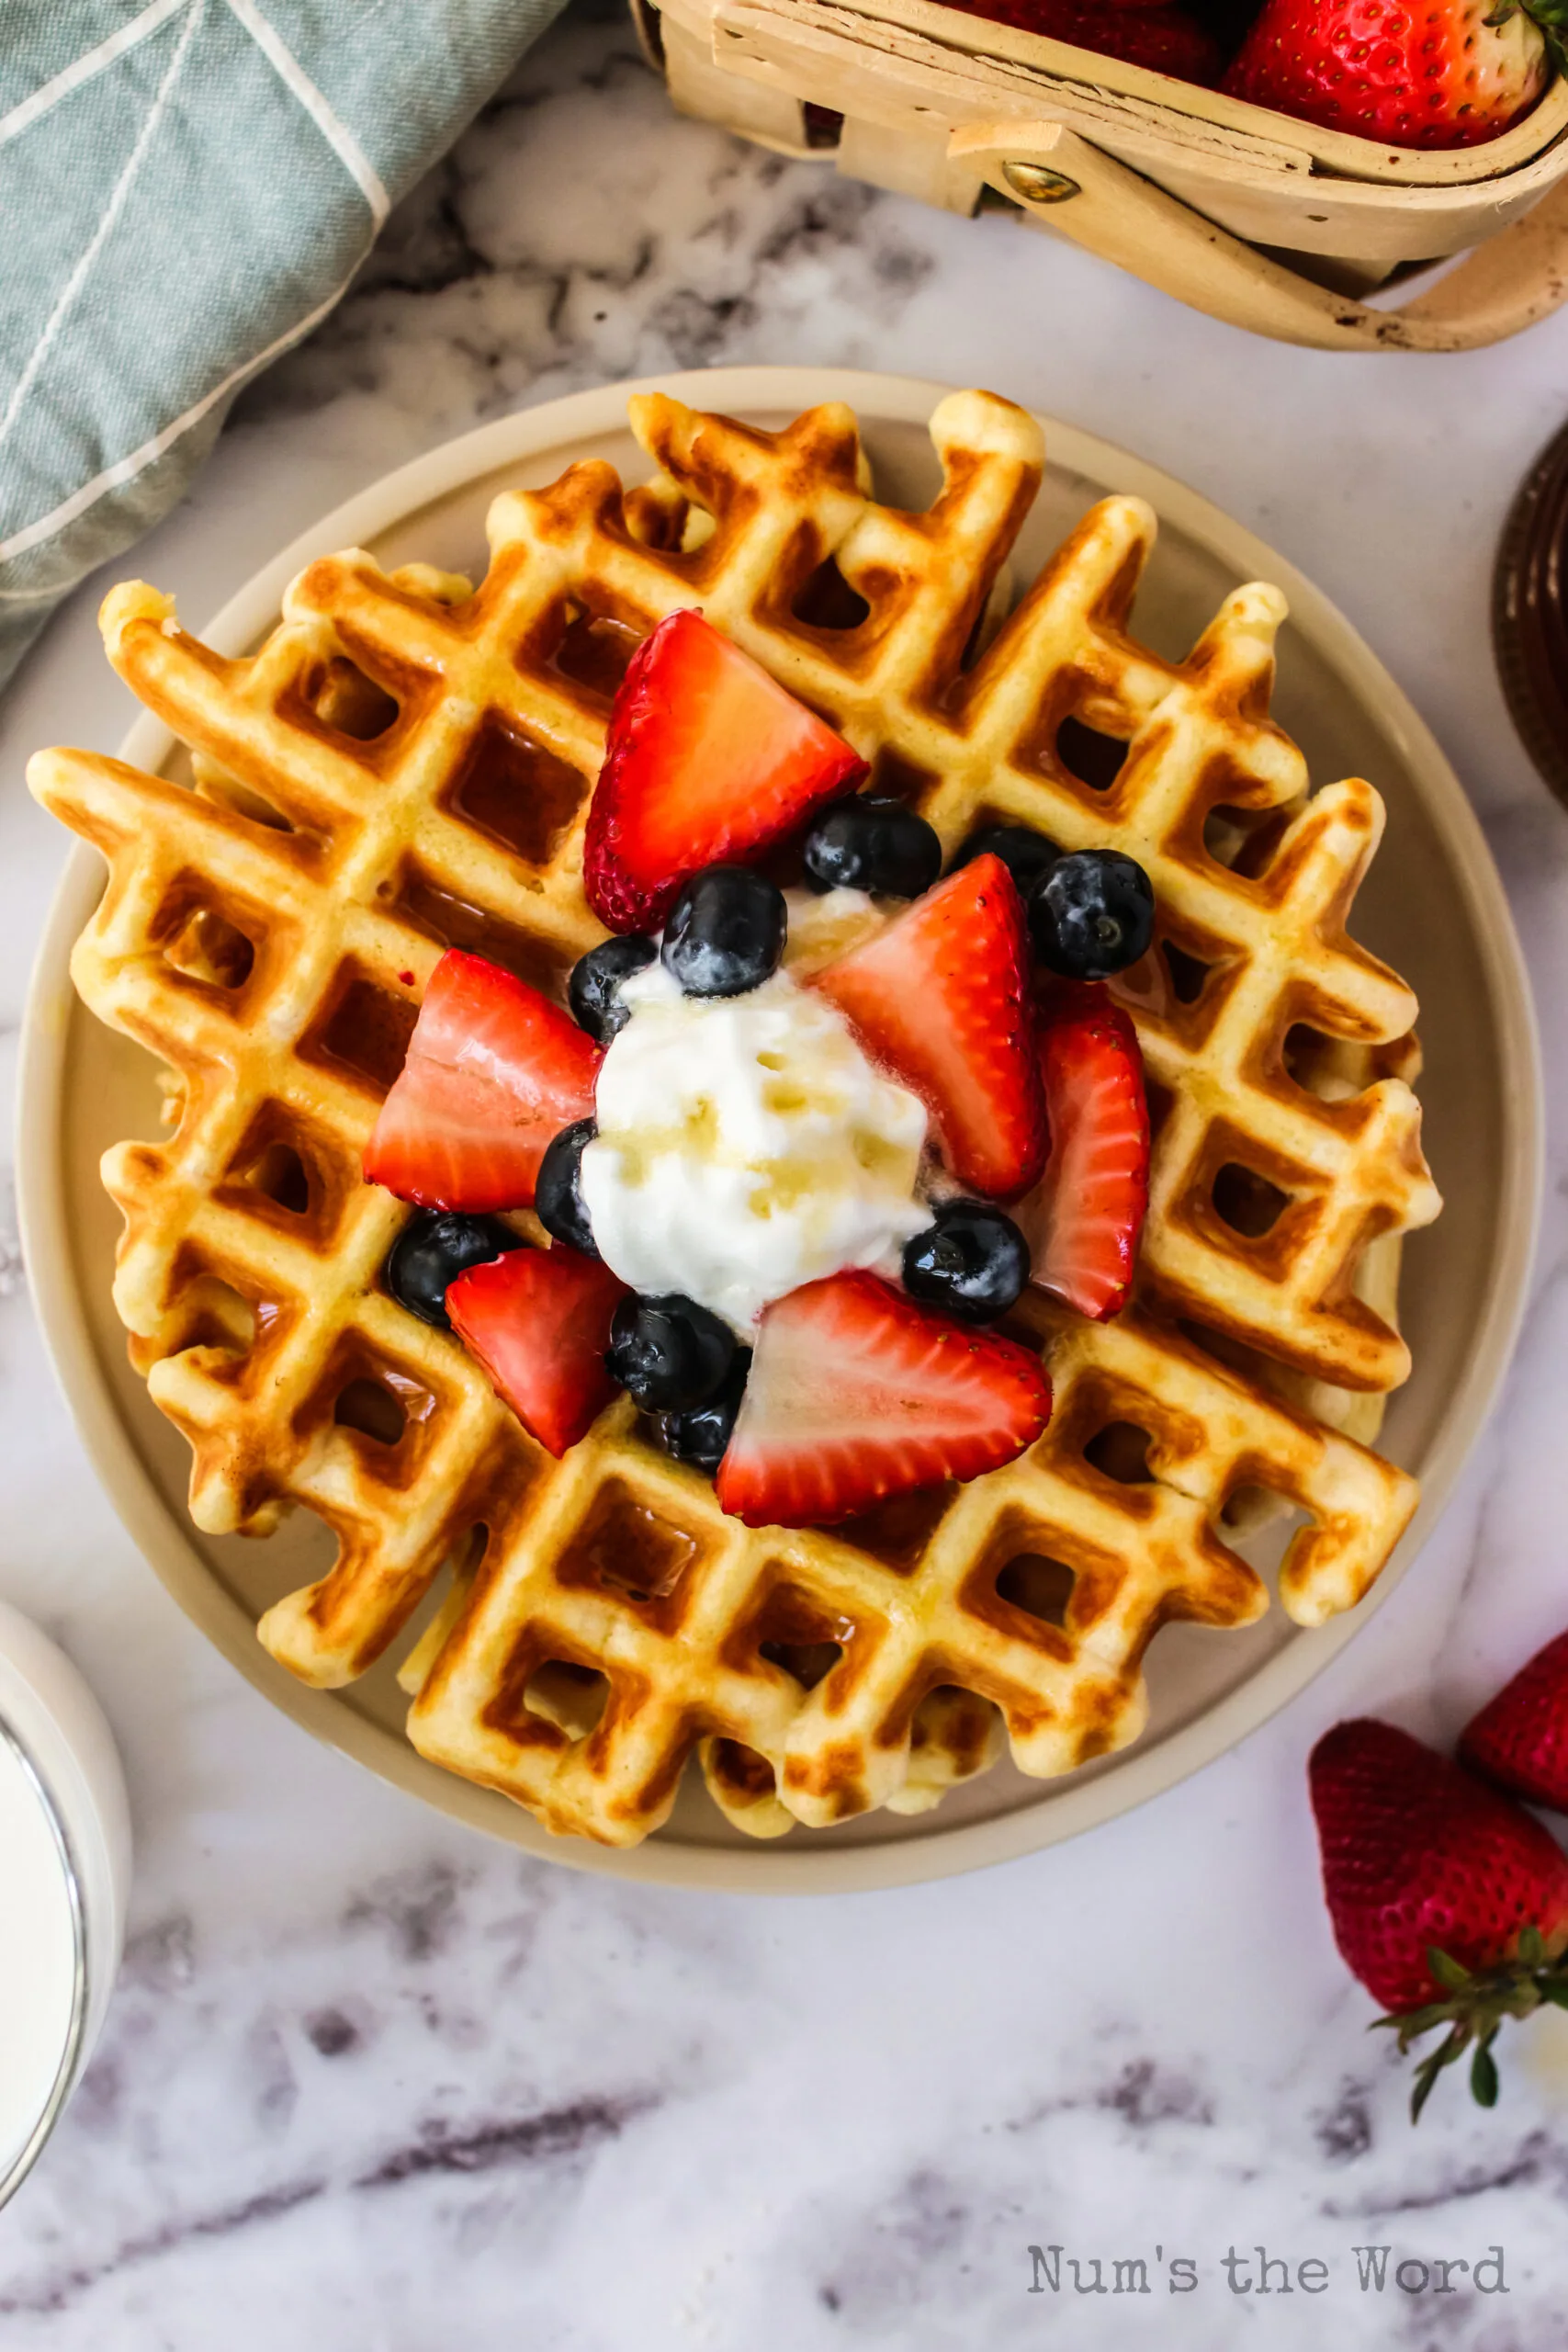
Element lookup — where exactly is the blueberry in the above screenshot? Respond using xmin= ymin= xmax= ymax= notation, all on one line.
xmin=802 ymin=796 xmax=942 ymax=899
xmin=902 ymin=1201 xmax=1030 ymax=1324
xmin=661 ymin=866 xmax=785 ymax=999
xmin=569 ymin=933 xmax=657 ymax=1045
xmin=385 ymin=1210 xmax=524 ymax=1330
xmin=1030 ymin=849 xmax=1155 ymax=980
xmin=606 ymin=1293 xmax=736 ymax=1410
xmin=536 ymin=1118 xmax=598 ymax=1256
xmin=952 ymin=823 xmax=1061 ymax=898
xmin=656 ymin=1348 xmax=751 ymax=1474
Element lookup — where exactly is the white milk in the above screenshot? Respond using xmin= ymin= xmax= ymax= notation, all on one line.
xmin=0 ymin=1602 xmax=130 ymax=2207
xmin=0 ymin=1735 xmax=78 ymax=2177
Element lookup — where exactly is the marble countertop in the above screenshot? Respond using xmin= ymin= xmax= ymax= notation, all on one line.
xmin=3 ymin=2 xmax=1568 ymax=2341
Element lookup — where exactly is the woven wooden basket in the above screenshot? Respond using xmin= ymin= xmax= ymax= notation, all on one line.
xmin=633 ymin=0 xmax=1568 ymax=349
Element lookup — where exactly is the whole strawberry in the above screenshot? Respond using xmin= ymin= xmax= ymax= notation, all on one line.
xmin=1224 ymin=0 xmax=1558 ymax=150
xmin=941 ymin=0 xmax=1222 ymax=84
xmin=1461 ymin=1629 xmax=1568 ymax=1811
xmin=1310 ymin=1718 xmax=1568 ymax=2119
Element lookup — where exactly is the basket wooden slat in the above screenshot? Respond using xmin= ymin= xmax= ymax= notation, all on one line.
xmin=642 ymin=0 xmax=1568 ymax=348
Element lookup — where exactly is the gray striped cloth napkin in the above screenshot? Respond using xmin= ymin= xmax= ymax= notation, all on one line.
xmin=0 ymin=0 xmax=567 ymax=691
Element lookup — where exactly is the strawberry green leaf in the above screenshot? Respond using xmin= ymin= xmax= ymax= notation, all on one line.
xmin=1409 ymin=2027 xmax=1469 ymax=2126
xmin=1471 ymin=2038 xmax=1501 ymax=2108
xmin=1374 ymin=2002 xmax=1453 ymax=2041
xmin=1380 ymin=1949 xmax=1568 ymax=2121
xmin=1519 ymin=0 xmax=1568 ymax=76
xmin=1408 ymin=2060 xmax=1441 ymax=2127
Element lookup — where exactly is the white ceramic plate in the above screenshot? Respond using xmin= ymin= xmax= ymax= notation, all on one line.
xmin=17 ymin=368 xmax=1542 ymax=1891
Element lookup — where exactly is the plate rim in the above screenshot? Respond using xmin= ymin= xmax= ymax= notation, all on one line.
xmin=17 ymin=364 xmax=1545 ymax=1894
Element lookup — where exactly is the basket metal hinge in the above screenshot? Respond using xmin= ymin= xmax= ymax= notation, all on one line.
xmin=1001 ymin=160 xmax=1080 ymax=204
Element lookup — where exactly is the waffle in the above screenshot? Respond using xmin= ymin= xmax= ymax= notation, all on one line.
xmin=29 ymin=388 xmax=1440 ymax=1848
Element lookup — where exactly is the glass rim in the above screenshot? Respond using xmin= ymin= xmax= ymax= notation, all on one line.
xmin=0 ymin=1711 xmax=89 ymax=2211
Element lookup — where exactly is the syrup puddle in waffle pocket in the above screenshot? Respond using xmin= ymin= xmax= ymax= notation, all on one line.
xmin=28 ymin=386 xmax=1440 ymax=1850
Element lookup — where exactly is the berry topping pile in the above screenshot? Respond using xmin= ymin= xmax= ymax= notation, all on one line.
xmin=363 ymin=608 xmax=1158 ymax=1529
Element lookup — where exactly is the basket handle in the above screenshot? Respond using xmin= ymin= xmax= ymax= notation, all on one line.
xmin=949 ymin=119 xmax=1568 ymax=352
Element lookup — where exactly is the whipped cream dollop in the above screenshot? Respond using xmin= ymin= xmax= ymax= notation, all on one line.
xmin=579 ymin=954 xmax=929 ymax=1333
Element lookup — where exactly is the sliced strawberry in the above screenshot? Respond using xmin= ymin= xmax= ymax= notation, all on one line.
xmin=364 ymin=950 xmax=599 ymax=1212
xmin=583 ymin=608 xmax=867 ymax=933
xmin=447 ymin=1245 xmax=626 ymax=1456
xmin=810 ymin=854 xmax=1044 ymax=1198
xmin=715 ymin=1270 xmax=1051 ymax=1529
xmin=1017 ymin=987 xmax=1149 ymax=1320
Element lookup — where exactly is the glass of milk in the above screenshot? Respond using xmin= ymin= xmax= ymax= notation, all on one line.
xmin=0 ymin=1600 xmax=130 ymax=2205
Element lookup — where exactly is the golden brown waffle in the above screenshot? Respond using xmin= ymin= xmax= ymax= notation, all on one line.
xmin=29 ymin=388 xmax=1438 ymax=1848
